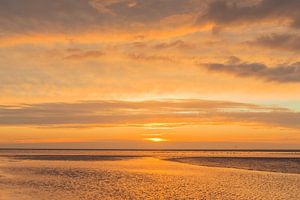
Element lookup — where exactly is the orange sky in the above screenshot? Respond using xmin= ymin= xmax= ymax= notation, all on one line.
xmin=0 ymin=0 xmax=300 ymax=149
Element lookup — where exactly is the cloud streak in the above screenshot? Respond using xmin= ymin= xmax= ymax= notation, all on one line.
xmin=153 ymin=40 xmax=194 ymax=50
xmin=0 ymin=99 xmax=298 ymax=129
xmin=250 ymin=33 xmax=300 ymax=52
xmin=64 ymin=49 xmax=104 ymax=60
xmin=203 ymin=57 xmax=300 ymax=83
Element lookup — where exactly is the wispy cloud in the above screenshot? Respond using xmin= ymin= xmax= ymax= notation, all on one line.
xmin=127 ymin=53 xmax=177 ymax=63
xmin=153 ymin=40 xmax=195 ymax=50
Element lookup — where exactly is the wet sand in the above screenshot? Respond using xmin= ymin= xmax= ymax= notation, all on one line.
xmin=169 ymin=157 xmax=300 ymax=174
xmin=6 ymin=155 xmax=139 ymax=161
xmin=0 ymin=155 xmax=300 ymax=200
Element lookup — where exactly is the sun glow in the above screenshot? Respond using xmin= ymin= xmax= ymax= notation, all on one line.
xmin=145 ymin=137 xmax=167 ymax=142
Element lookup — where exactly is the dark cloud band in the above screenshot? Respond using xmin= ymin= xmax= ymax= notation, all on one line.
xmin=198 ymin=0 xmax=300 ymax=29
xmin=204 ymin=57 xmax=300 ymax=83
xmin=0 ymin=99 xmax=297 ymax=129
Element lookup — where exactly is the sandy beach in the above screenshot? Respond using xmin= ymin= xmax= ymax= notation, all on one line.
xmin=0 ymin=152 xmax=299 ymax=200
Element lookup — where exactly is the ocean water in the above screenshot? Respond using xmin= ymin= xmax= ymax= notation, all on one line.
xmin=0 ymin=150 xmax=299 ymax=200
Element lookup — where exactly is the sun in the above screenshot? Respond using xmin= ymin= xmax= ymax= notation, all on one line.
xmin=145 ymin=137 xmax=167 ymax=142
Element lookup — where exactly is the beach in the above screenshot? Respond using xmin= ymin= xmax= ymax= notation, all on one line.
xmin=0 ymin=150 xmax=299 ymax=200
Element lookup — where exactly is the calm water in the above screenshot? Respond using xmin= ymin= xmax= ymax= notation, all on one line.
xmin=0 ymin=150 xmax=299 ymax=200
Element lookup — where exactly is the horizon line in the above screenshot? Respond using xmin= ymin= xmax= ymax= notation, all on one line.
xmin=0 ymin=148 xmax=299 ymax=152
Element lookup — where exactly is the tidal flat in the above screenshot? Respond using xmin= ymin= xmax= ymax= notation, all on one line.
xmin=0 ymin=150 xmax=299 ymax=200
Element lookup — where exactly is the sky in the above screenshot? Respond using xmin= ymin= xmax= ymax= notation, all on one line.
xmin=0 ymin=0 xmax=300 ymax=149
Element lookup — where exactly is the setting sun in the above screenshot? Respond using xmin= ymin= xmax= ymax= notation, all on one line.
xmin=145 ymin=138 xmax=167 ymax=142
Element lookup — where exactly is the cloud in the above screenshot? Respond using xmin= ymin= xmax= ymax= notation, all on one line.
xmin=64 ymin=49 xmax=104 ymax=60
xmin=89 ymin=0 xmax=198 ymax=23
xmin=0 ymin=99 xmax=298 ymax=129
xmin=0 ymin=0 xmax=104 ymax=34
xmin=250 ymin=33 xmax=300 ymax=52
xmin=127 ymin=40 xmax=195 ymax=53
xmin=198 ymin=0 xmax=300 ymax=28
xmin=127 ymin=53 xmax=177 ymax=63
xmin=0 ymin=0 xmax=207 ymax=47
xmin=2 ymin=0 xmax=299 ymax=43
xmin=153 ymin=40 xmax=194 ymax=50
xmin=0 ymin=0 xmax=200 ymax=36
xmin=203 ymin=57 xmax=300 ymax=83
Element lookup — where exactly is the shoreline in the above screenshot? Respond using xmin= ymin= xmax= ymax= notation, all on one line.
xmin=0 ymin=155 xmax=141 ymax=161
xmin=2 ymin=154 xmax=300 ymax=174
xmin=1 ymin=148 xmax=299 ymax=152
